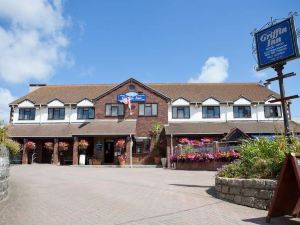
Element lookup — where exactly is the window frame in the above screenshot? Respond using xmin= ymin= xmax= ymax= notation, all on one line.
xmin=133 ymin=138 xmax=151 ymax=154
xmin=233 ymin=106 xmax=252 ymax=118
xmin=18 ymin=108 xmax=36 ymax=120
xmin=264 ymin=105 xmax=282 ymax=118
xmin=48 ymin=108 xmax=65 ymax=120
xmin=172 ymin=106 xmax=190 ymax=119
xmin=138 ymin=103 xmax=158 ymax=117
xmin=77 ymin=107 xmax=95 ymax=120
xmin=105 ymin=103 xmax=125 ymax=117
xmin=202 ymin=106 xmax=220 ymax=119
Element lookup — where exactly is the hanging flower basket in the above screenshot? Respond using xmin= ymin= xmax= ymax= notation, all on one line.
xmin=24 ymin=141 xmax=36 ymax=151
xmin=78 ymin=139 xmax=89 ymax=150
xmin=116 ymin=139 xmax=126 ymax=149
xmin=44 ymin=142 xmax=54 ymax=151
xmin=58 ymin=142 xmax=69 ymax=151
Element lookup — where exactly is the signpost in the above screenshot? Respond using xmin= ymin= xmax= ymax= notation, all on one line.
xmin=253 ymin=14 xmax=300 ymax=223
xmin=253 ymin=14 xmax=299 ymax=137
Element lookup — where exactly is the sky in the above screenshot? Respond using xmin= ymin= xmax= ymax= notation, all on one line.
xmin=0 ymin=0 xmax=299 ymax=122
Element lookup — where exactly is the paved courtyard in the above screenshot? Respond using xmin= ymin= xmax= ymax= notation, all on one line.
xmin=0 ymin=165 xmax=299 ymax=225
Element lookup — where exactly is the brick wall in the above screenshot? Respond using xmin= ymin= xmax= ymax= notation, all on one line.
xmin=95 ymin=80 xmax=169 ymax=137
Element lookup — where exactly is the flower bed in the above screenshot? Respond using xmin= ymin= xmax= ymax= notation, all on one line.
xmin=171 ymin=151 xmax=239 ymax=171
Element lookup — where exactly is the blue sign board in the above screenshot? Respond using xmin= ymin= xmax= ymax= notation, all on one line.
xmin=255 ymin=17 xmax=299 ymax=70
xmin=117 ymin=92 xmax=146 ymax=102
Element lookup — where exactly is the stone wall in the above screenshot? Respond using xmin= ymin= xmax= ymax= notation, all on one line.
xmin=215 ymin=176 xmax=277 ymax=210
xmin=0 ymin=145 xmax=9 ymax=201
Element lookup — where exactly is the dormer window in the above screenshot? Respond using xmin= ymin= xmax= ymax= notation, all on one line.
xmin=264 ymin=105 xmax=282 ymax=118
xmin=19 ymin=108 xmax=36 ymax=120
xmin=202 ymin=106 xmax=220 ymax=118
xmin=233 ymin=106 xmax=251 ymax=118
xmin=48 ymin=108 xmax=65 ymax=120
xmin=77 ymin=107 xmax=95 ymax=119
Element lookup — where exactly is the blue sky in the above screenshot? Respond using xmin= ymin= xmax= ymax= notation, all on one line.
xmin=0 ymin=0 xmax=299 ymax=122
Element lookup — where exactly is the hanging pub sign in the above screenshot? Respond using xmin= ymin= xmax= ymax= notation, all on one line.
xmin=117 ymin=92 xmax=146 ymax=103
xmin=255 ymin=17 xmax=300 ymax=71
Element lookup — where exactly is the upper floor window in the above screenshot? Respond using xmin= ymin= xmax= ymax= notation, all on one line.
xmin=233 ymin=106 xmax=251 ymax=118
xmin=202 ymin=106 xmax=220 ymax=118
xmin=77 ymin=107 xmax=95 ymax=119
xmin=19 ymin=108 xmax=36 ymax=120
xmin=172 ymin=106 xmax=190 ymax=119
xmin=264 ymin=105 xmax=282 ymax=118
xmin=105 ymin=104 xmax=124 ymax=117
xmin=48 ymin=108 xmax=65 ymax=120
xmin=139 ymin=104 xmax=157 ymax=116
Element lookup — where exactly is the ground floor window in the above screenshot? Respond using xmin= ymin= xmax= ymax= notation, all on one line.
xmin=134 ymin=138 xmax=150 ymax=154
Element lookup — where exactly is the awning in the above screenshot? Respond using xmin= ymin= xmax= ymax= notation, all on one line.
xmin=164 ymin=121 xmax=300 ymax=135
xmin=8 ymin=120 xmax=137 ymax=138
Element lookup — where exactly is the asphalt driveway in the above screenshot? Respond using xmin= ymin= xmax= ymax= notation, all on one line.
xmin=0 ymin=165 xmax=299 ymax=225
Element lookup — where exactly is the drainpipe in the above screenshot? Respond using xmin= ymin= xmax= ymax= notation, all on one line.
xmin=129 ymin=134 xmax=133 ymax=168
xmin=39 ymin=104 xmax=42 ymax=124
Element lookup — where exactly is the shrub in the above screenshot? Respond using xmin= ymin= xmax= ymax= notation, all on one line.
xmin=218 ymin=136 xmax=300 ymax=179
xmin=3 ymin=139 xmax=21 ymax=156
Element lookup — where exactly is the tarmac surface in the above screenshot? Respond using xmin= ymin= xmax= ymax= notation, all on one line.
xmin=0 ymin=165 xmax=299 ymax=225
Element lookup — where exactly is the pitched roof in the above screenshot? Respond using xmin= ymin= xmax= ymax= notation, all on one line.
xmin=164 ymin=121 xmax=300 ymax=135
xmin=10 ymin=81 xmax=280 ymax=105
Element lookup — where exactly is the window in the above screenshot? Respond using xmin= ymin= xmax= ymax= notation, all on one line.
xmin=128 ymin=84 xmax=136 ymax=91
xmin=172 ymin=106 xmax=190 ymax=119
xmin=133 ymin=138 xmax=150 ymax=154
xmin=48 ymin=108 xmax=65 ymax=120
xmin=233 ymin=106 xmax=251 ymax=118
xmin=139 ymin=104 xmax=158 ymax=116
xmin=202 ymin=106 xmax=220 ymax=118
xmin=77 ymin=107 xmax=95 ymax=119
xmin=105 ymin=104 xmax=124 ymax=117
xmin=19 ymin=108 xmax=36 ymax=120
xmin=264 ymin=105 xmax=282 ymax=118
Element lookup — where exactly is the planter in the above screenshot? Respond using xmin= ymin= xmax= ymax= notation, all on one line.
xmin=176 ymin=161 xmax=229 ymax=171
xmin=154 ymin=156 xmax=161 ymax=165
xmin=215 ymin=176 xmax=277 ymax=210
xmin=118 ymin=159 xmax=126 ymax=166
xmin=161 ymin=158 xmax=167 ymax=168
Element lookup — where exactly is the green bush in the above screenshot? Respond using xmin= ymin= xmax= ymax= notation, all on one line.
xmin=218 ymin=136 xmax=300 ymax=179
xmin=4 ymin=139 xmax=21 ymax=156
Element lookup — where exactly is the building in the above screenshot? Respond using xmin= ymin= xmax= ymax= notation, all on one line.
xmin=8 ymin=78 xmax=300 ymax=166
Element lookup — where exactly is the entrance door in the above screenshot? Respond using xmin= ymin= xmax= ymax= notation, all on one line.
xmin=104 ymin=140 xmax=114 ymax=164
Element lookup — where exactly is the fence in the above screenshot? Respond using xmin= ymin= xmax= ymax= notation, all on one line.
xmin=0 ymin=145 xmax=9 ymax=201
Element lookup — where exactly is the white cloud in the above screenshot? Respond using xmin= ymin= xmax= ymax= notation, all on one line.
xmin=189 ymin=56 xmax=229 ymax=83
xmin=0 ymin=88 xmax=15 ymax=124
xmin=0 ymin=0 xmax=70 ymax=83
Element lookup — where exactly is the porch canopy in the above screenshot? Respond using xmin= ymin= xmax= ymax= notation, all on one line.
xmin=8 ymin=120 xmax=136 ymax=138
xmin=164 ymin=121 xmax=300 ymax=135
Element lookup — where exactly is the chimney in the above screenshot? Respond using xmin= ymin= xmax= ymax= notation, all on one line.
xmin=263 ymin=81 xmax=271 ymax=90
xmin=29 ymin=84 xmax=47 ymax=93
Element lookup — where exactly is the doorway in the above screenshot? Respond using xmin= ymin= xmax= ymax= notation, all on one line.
xmin=104 ymin=140 xmax=115 ymax=164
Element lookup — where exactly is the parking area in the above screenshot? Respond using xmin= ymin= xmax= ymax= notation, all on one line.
xmin=0 ymin=165 xmax=299 ymax=225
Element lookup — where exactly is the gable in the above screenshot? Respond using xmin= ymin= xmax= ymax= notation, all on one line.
xmin=265 ymin=97 xmax=280 ymax=105
xmin=202 ymin=98 xmax=220 ymax=106
xmin=47 ymin=99 xmax=64 ymax=107
xmin=77 ymin=99 xmax=94 ymax=107
xmin=234 ymin=97 xmax=251 ymax=105
xmin=94 ymin=78 xmax=170 ymax=102
xmin=172 ymin=98 xmax=190 ymax=106
xmin=18 ymin=100 xmax=35 ymax=108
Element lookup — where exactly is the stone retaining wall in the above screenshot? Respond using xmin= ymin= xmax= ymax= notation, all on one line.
xmin=0 ymin=146 xmax=9 ymax=201
xmin=215 ymin=176 xmax=277 ymax=210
